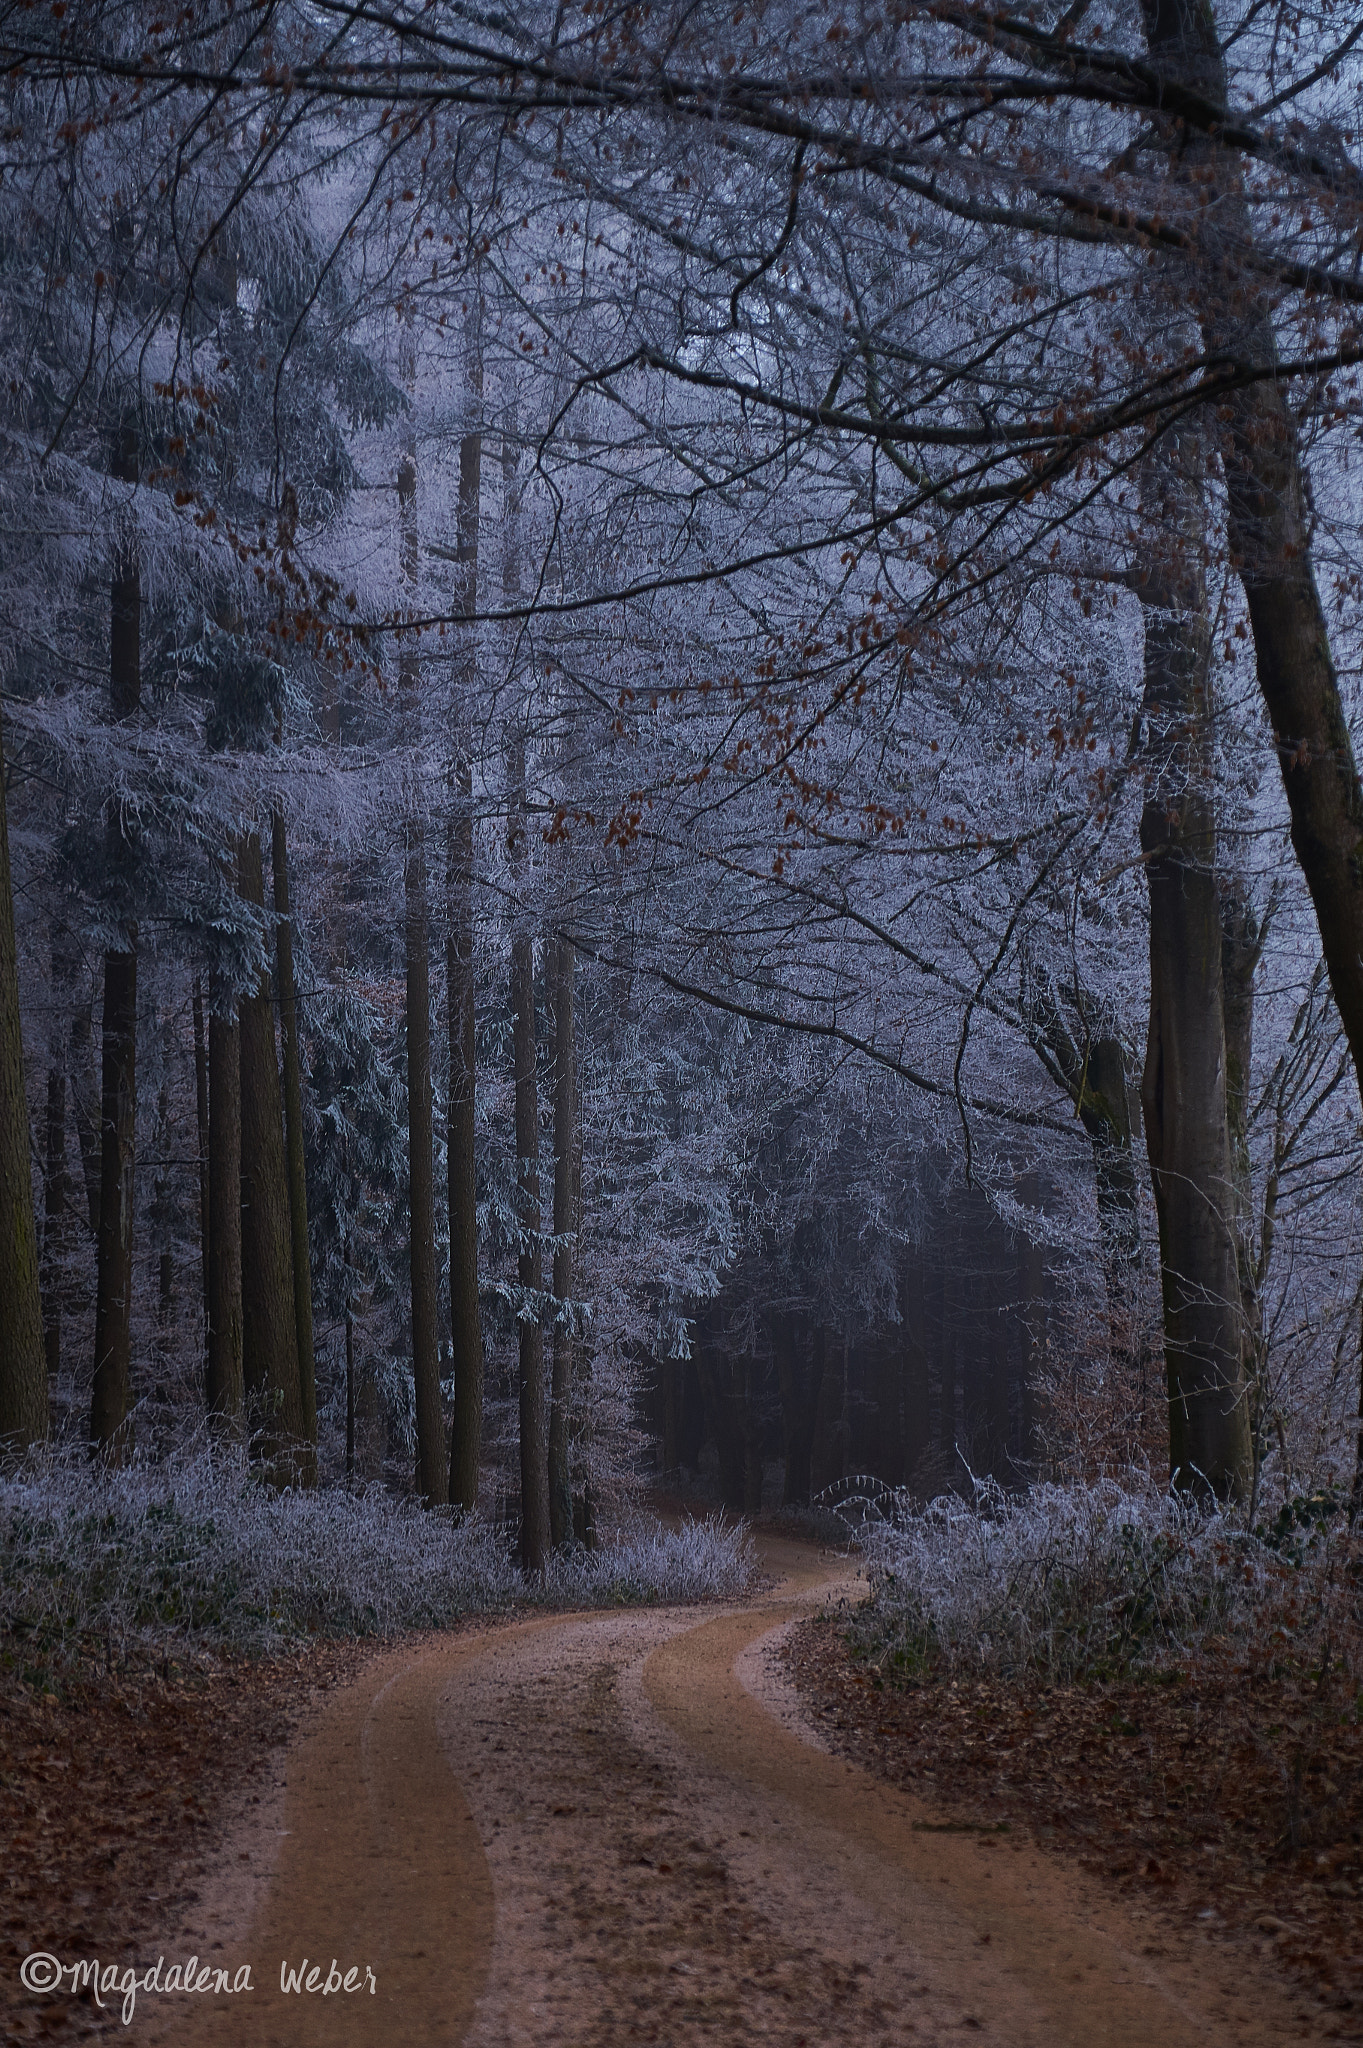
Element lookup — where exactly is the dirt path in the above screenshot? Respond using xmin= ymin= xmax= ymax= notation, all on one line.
xmin=139 ymin=1535 xmax=1322 ymax=2045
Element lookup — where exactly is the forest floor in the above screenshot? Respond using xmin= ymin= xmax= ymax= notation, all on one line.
xmin=1 ymin=1531 xmax=1357 ymax=2045
xmin=782 ymin=1606 xmax=1363 ymax=2038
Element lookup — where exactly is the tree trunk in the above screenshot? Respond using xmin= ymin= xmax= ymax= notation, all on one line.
xmin=207 ymin=970 xmax=244 ymax=1435
xmin=511 ymin=916 xmax=548 ymax=1569
xmin=549 ymin=933 xmax=576 ymax=1549
xmin=406 ymin=828 xmax=446 ymax=1506
xmin=69 ymin=1000 xmax=101 ymax=1239
xmin=1137 ymin=435 xmax=1251 ymax=1501
xmin=91 ymin=949 xmax=137 ymax=1453
xmin=447 ymin=319 xmax=484 ymax=1513
xmin=151 ymin=1014 xmax=174 ymax=1365
xmin=271 ymin=811 xmax=317 ymax=1482
xmin=192 ymin=975 xmax=211 ymax=1355
xmin=396 ymin=427 xmax=447 ymax=1509
xmin=1220 ymin=874 xmax=1266 ymax=1467
xmin=41 ymin=959 xmax=68 ymax=1384
xmin=0 ymin=706 xmax=46 ymax=1449
xmin=1029 ymin=994 xmax=1141 ymax=1374
xmin=446 ymin=755 xmax=483 ymax=1510
xmin=237 ymin=828 xmax=304 ymax=1475
xmin=505 ymin=406 xmax=549 ymax=1570
xmin=91 ymin=415 xmax=140 ymax=1458
xmin=1141 ymin=0 xmax=1359 ymax=1499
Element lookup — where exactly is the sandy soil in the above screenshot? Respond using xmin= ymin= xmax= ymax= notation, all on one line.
xmin=63 ymin=1532 xmax=1333 ymax=2045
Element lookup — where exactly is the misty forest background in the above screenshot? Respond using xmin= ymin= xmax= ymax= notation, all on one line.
xmin=2 ymin=0 xmax=1363 ymax=1605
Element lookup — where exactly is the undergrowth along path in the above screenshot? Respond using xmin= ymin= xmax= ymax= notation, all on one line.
xmin=147 ymin=1534 xmax=1321 ymax=2045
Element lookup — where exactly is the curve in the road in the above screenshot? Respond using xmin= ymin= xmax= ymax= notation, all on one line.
xmin=152 ymin=1533 xmax=1315 ymax=2047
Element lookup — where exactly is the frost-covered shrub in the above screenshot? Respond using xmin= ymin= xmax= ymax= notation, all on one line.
xmin=847 ymin=1477 xmax=1361 ymax=1685
xmin=0 ymin=1453 xmax=754 ymax=1678
xmin=544 ymin=1514 xmax=754 ymax=1608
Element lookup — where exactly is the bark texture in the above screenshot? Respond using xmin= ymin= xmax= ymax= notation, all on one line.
xmin=0 ymin=707 xmax=46 ymax=1448
xmin=1137 ymin=438 xmax=1250 ymax=1500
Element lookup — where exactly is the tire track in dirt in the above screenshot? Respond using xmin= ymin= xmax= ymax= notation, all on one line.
xmin=148 ymin=1534 xmax=1323 ymax=2045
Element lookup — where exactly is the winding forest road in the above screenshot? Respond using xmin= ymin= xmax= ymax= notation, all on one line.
xmin=150 ymin=1536 xmax=1314 ymax=2047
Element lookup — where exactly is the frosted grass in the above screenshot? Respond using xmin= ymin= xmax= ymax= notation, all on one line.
xmin=0 ymin=1451 xmax=753 ymax=1677
xmin=544 ymin=1513 xmax=754 ymax=1608
xmin=841 ymin=1475 xmax=1359 ymax=1684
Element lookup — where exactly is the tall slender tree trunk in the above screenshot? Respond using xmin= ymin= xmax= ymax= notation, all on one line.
xmin=511 ymin=908 xmax=548 ymax=1569
xmin=41 ymin=948 xmax=68 ymax=1382
xmin=192 ymin=975 xmax=211 ymax=1356
xmin=1137 ymin=435 xmax=1251 ymax=1501
xmin=447 ymin=322 xmax=484 ymax=1512
xmin=397 ymin=422 xmax=447 ymax=1508
xmin=206 ymin=968 xmax=243 ymax=1436
xmin=237 ymin=827 xmax=303 ymax=1475
xmin=271 ymin=810 xmax=317 ymax=1484
xmin=91 ymin=416 xmax=141 ymax=1457
xmin=549 ymin=933 xmax=576 ymax=1550
xmin=406 ymin=827 xmax=445 ymax=1505
xmin=505 ymin=409 xmax=550 ymax=1570
xmin=0 ymin=706 xmax=45 ymax=1449
xmin=151 ymin=1014 xmax=174 ymax=1361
